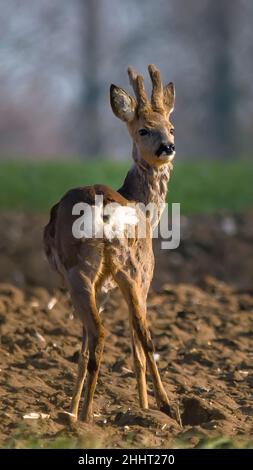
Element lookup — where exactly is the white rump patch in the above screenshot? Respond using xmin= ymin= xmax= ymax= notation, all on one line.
xmin=72 ymin=198 xmax=138 ymax=240
xmin=104 ymin=205 xmax=138 ymax=240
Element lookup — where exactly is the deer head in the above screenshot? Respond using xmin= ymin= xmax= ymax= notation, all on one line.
xmin=110 ymin=64 xmax=175 ymax=168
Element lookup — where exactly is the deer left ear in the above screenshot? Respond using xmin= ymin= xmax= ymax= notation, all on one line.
xmin=110 ymin=84 xmax=137 ymax=122
xmin=163 ymin=82 xmax=175 ymax=117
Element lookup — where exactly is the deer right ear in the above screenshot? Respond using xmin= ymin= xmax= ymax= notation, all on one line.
xmin=163 ymin=82 xmax=175 ymax=117
xmin=110 ymin=84 xmax=136 ymax=122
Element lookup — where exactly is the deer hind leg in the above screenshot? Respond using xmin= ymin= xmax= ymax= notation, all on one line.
xmin=80 ymin=301 xmax=105 ymax=423
xmin=114 ymin=271 xmax=171 ymax=416
xmin=69 ymin=326 xmax=89 ymax=420
xmin=66 ymin=264 xmax=105 ymax=423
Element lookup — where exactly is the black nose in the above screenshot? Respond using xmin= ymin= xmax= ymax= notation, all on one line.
xmin=168 ymin=143 xmax=175 ymax=153
xmin=156 ymin=143 xmax=175 ymax=157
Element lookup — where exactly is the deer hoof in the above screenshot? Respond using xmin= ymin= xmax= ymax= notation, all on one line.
xmin=159 ymin=402 xmax=172 ymax=417
xmin=57 ymin=411 xmax=78 ymax=425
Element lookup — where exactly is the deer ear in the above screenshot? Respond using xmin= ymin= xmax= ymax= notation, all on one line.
xmin=110 ymin=84 xmax=136 ymax=122
xmin=163 ymin=82 xmax=175 ymax=117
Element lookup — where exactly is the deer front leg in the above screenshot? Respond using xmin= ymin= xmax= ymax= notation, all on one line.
xmin=130 ymin=319 xmax=148 ymax=409
xmin=115 ymin=272 xmax=171 ymax=416
xmin=131 ymin=303 xmax=171 ymax=415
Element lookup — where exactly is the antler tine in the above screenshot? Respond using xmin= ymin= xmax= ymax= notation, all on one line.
xmin=128 ymin=66 xmax=150 ymax=114
xmin=127 ymin=66 xmax=138 ymax=97
xmin=148 ymin=64 xmax=164 ymax=113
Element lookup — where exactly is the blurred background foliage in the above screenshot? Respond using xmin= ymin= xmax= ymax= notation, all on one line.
xmin=0 ymin=0 xmax=253 ymax=161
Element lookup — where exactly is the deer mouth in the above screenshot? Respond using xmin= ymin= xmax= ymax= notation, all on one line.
xmin=158 ymin=151 xmax=175 ymax=162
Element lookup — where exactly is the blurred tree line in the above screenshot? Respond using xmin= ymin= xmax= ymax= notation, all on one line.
xmin=0 ymin=0 xmax=252 ymax=160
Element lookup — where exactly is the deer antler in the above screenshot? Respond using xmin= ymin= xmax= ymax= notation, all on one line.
xmin=127 ymin=65 xmax=174 ymax=117
xmin=127 ymin=66 xmax=151 ymax=115
xmin=148 ymin=64 xmax=164 ymax=114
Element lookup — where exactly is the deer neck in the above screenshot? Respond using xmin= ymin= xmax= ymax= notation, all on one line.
xmin=118 ymin=144 xmax=172 ymax=208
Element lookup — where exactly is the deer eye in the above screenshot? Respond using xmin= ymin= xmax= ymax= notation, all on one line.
xmin=138 ymin=128 xmax=150 ymax=136
xmin=170 ymin=128 xmax=175 ymax=135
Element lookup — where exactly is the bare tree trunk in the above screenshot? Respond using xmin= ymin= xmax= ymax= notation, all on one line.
xmin=77 ymin=0 xmax=102 ymax=157
xmin=205 ymin=0 xmax=238 ymax=158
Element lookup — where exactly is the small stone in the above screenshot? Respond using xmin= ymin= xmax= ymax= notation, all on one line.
xmin=23 ymin=412 xmax=50 ymax=420
xmin=35 ymin=332 xmax=46 ymax=345
xmin=47 ymin=297 xmax=57 ymax=310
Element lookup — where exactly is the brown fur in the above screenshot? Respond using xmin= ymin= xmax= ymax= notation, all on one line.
xmin=44 ymin=65 xmax=175 ymax=423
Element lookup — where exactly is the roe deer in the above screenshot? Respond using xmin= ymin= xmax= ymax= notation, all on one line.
xmin=43 ymin=65 xmax=176 ymax=423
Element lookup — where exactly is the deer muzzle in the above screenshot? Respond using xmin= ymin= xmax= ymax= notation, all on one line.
xmin=156 ymin=143 xmax=175 ymax=160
